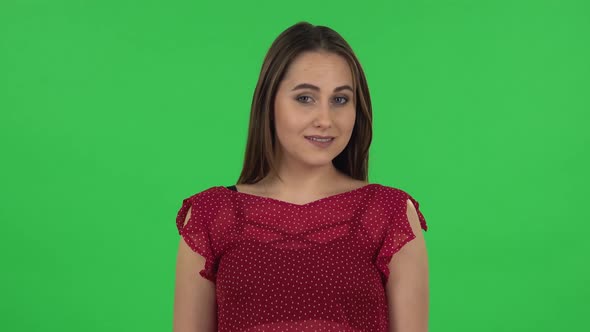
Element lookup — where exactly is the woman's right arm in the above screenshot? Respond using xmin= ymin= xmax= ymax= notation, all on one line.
xmin=173 ymin=206 xmax=218 ymax=332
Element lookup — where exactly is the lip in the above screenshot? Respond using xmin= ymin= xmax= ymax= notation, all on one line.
xmin=304 ymin=135 xmax=335 ymax=139
xmin=305 ymin=136 xmax=335 ymax=148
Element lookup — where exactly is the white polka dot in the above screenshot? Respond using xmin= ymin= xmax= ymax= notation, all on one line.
xmin=175 ymin=183 xmax=428 ymax=331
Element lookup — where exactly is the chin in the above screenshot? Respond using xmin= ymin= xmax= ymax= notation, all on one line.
xmin=302 ymin=154 xmax=339 ymax=166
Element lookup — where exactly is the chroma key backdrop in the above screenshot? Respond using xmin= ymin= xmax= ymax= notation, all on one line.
xmin=0 ymin=0 xmax=588 ymax=331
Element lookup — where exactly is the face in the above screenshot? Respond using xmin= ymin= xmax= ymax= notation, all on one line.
xmin=273 ymin=51 xmax=356 ymax=168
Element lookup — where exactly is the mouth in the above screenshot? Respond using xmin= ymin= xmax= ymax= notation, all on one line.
xmin=305 ymin=136 xmax=334 ymax=141
xmin=305 ymin=136 xmax=335 ymax=147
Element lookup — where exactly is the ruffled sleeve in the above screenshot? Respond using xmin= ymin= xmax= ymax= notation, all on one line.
xmin=176 ymin=192 xmax=219 ymax=283
xmin=375 ymin=190 xmax=428 ymax=284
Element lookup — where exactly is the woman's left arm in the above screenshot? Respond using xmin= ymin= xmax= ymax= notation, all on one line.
xmin=386 ymin=199 xmax=430 ymax=332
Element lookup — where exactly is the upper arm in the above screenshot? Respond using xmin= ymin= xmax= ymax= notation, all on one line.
xmin=173 ymin=206 xmax=217 ymax=332
xmin=385 ymin=199 xmax=429 ymax=332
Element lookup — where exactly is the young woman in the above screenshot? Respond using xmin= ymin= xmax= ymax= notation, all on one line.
xmin=173 ymin=21 xmax=429 ymax=332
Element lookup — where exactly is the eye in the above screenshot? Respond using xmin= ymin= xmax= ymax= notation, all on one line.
xmin=296 ymin=95 xmax=313 ymax=104
xmin=333 ymin=96 xmax=349 ymax=105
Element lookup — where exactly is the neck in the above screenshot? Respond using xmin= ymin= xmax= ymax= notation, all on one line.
xmin=261 ymin=163 xmax=345 ymax=196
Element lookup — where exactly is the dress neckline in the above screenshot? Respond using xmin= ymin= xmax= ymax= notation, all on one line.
xmin=219 ymin=183 xmax=379 ymax=208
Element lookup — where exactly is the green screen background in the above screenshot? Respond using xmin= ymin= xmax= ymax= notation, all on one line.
xmin=1 ymin=0 xmax=588 ymax=331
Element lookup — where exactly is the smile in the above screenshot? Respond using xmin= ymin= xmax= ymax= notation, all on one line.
xmin=305 ymin=136 xmax=334 ymax=148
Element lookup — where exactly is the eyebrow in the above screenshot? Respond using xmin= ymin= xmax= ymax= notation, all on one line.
xmin=291 ymin=83 xmax=353 ymax=93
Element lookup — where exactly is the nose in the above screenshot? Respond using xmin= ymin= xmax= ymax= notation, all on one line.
xmin=313 ymin=102 xmax=333 ymax=127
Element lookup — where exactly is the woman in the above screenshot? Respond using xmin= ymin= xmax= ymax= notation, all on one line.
xmin=173 ymin=21 xmax=429 ymax=332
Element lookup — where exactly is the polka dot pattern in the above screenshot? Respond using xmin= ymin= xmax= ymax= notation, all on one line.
xmin=175 ymin=183 xmax=428 ymax=331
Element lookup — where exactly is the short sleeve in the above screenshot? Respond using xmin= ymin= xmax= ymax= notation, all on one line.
xmin=375 ymin=191 xmax=428 ymax=284
xmin=176 ymin=194 xmax=219 ymax=283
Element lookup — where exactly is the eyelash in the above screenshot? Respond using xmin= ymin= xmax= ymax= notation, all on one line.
xmin=296 ymin=95 xmax=349 ymax=105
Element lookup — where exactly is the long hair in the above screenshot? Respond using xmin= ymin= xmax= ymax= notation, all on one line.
xmin=236 ymin=21 xmax=373 ymax=185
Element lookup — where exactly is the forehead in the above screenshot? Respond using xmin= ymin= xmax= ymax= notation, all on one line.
xmin=281 ymin=51 xmax=353 ymax=87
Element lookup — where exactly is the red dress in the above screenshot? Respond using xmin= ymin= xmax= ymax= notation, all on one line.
xmin=176 ymin=183 xmax=428 ymax=332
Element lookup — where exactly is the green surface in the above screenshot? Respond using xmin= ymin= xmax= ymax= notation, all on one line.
xmin=1 ymin=0 xmax=588 ymax=331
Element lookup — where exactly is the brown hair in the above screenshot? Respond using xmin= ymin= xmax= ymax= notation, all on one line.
xmin=236 ymin=21 xmax=373 ymax=185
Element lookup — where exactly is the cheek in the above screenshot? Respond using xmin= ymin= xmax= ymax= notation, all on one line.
xmin=274 ymin=100 xmax=304 ymax=130
xmin=335 ymin=108 xmax=356 ymax=129
xmin=273 ymin=111 xmax=299 ymax=147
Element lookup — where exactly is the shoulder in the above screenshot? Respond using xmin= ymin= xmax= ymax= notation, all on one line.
xmin=179 ymin=186 xmax=229 ymax=219
xmin=373 ymin=183 xmax=415 ymax=203
xmin=374 ymin=184 xmax=428 ymax=228
xmin=184 ymin=185 xmax=227 ymax=203
xmin=177 ymin=186 xmax=230 ymax=229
